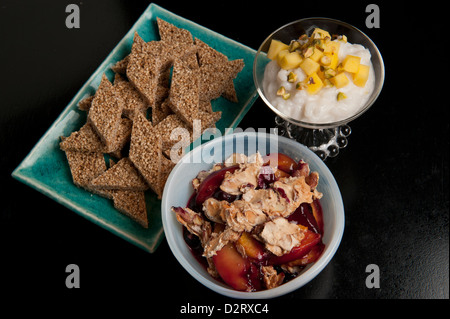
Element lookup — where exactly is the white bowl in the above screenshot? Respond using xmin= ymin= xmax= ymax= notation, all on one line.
xmin=161 ymin=132 xmax=345 ymax=299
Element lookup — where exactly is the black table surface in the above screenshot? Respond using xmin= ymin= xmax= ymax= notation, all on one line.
xmin=1 ymin=0 xmax=448 ymax=310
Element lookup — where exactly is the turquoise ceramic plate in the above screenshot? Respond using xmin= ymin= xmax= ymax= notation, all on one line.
xmin=11 ymin=3 xmax=258 ymax=253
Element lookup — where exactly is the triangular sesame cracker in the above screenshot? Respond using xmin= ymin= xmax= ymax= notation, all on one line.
xmin=60 ymin=123 xmax=106 ymax=153
xmin=113 ymin=190 xmax=148 ymax=228
xmin=154 ymin=113 xmax=191 ymax=151
xmin=129 ymin=112 xmax=162 ymax=197
xmin=168 ymin=56 xmax=200 ymax=127
xmin=64 ymin=151 xmax=106 ymax=188
xmin=157 ymin=18 xmax=197 ymax=65
xmin=195 ymin=38 xmax=228 ymax=66
xmin=126 ymin=33 xmax=168 ymax=107
xmin=89 ymin=157 xmax=149 ymax=191
xmin=151 ymin=97 xmax=173 ymax=125
xmin=114 ymin=73 xmax=148 ymax=119
xmin=195 ymin=38 xmax=243 ymax=102
xmin=198 ymin=59 xmax=244 ymax=102
xmin=88 ymin=74 xmax=125 ymax=152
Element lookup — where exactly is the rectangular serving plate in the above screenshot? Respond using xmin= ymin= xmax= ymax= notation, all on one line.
xmin=11 ymin=3 xmax=258 ymax=253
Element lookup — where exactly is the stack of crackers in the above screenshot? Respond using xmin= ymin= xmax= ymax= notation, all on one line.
xmin=60 ymin=18 xmax=244 ymax=228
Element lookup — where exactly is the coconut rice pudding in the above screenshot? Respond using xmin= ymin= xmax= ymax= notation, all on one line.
xmin=263 ymin=28 xmax=375 ymax=124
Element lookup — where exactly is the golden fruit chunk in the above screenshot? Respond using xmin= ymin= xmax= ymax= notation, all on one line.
xmin=330 ymin=72 xmax=349 ymax=89
xmin=279 ymin=51 xmax=303 ymax=70
xmin=276 ymin=49 xmax=289 ymax=66
xmin=305 ymin=72 xmax=324 ymax=95
xmin=325 ymin=52 xmax=339 ymax=69
xmin=309 ymin=48 xmax=324 ymax=62
xmin=353 ymin=64 xmax=370 ymax=87
xmin=341 ymin=55 xmax=361 ymax=73
xmin=299 ymin=58 xmax=320 ymax=76
xmin=267 ymin=39 xmax=289 ymax=60
xmin=323 ymin=40 xmax=340 ymax=54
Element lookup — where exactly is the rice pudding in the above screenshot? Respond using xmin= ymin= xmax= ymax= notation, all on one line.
xmin=263 ymin=28 xmax=375 ymax=124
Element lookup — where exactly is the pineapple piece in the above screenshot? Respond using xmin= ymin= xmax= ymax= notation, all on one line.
xmin=279 ymin=51 xmax=303 ymax=70
xmin=310 ymin=48 xmax=324 ymax=62
xmin=342 ymin=55 xmax=361 ymax=73
xmin=299 ymin=58 xmax=320 ymax=76
xmin=267 ymin=39 xmax=289 ymax=60
xmin=353 ymin=64 xmax=370 ymax=87
xmin=330 ymin=72 xmax=349 ymax=89
xmin=323 ymin=40 xmax=340 ymax=54
xmin=304 ymin=72 xmax=324 ymax=95
xmin=311 ymin=28 xmax=331 ymax=40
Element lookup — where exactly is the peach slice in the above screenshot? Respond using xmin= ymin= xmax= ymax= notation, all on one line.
xmin=236 ymin=232 xmax=267 ymax=262
xmin=213 ymin=243 xmax=252 ymax=291
xmin=269 ymin=230 xmax=321 ymax=265
xmin=263 ymin=153 xmax=299 ymax=174
xmin=285 ymin=242 xmax=325 ymax=267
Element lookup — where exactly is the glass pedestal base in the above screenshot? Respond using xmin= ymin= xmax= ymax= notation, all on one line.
xmin=275 ymin=116 xmax=351 ymax=161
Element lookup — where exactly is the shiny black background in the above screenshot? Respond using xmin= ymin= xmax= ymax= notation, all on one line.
xmin=1 ymin=0 xmax=447 ymax=310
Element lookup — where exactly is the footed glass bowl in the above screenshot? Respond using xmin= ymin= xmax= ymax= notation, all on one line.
xmin=253 ymin=18 xmax=384 ymax=160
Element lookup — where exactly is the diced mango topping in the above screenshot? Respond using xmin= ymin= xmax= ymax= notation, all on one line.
xmin=309 ymin=48 xmax=324 ymax=62
xmin=353 ymin=64 xmax=370 ymax=87
xmin=326 ymin=52 xmax=339 ymax=70
xmin=267 ymin=39 xmax=289 ymax=60
xmin=305 ymin=72 xmax=323 ymax=95
xmin=323 ymin=40 xmax=340 ymax=54
xmin=279 ymin=51 xmax=303 ymax=70
xmin=342 ymin=55 xmax=361 ymax=73
xmin=330 ymin=72 xmax=349 ymax=89
xmin=265 ymin=28 xmax=370 ymax=97
xmin=276 ymin=49 xmax=289 ymax=66
xmin=300 ymin=58 xmax=320 ymax=76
